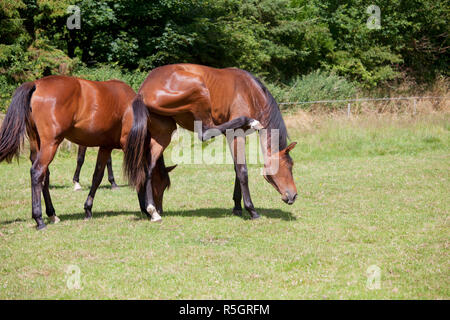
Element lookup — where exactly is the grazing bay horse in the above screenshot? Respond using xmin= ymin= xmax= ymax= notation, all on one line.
xmin=72 ymin=145 xmax=118 ymax=191
xmin=124 ymin=63 xmax=297 ymax=220
xmin=0 ymin=76 xmax=176 ymax=230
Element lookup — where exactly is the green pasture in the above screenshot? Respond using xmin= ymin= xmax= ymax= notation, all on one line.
xmin=0 ymin=114 xmax=448 ymax=299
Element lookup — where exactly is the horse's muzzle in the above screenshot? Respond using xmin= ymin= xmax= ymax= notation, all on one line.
xmin=282 ymin=192 xmax=297 ymax=205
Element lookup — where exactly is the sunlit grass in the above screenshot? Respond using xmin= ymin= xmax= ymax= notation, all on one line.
xmin=0 ymin=114 xmax=448 ymax=299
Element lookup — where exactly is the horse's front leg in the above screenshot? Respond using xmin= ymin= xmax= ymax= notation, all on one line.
xmin=227 ymin=135 xmax=260 ymax=219
xmin=232 ymin=172 xmax=243 ymax=216
xmin=83 ymin=148 xmax=112 ymax=219
xmin=106 ymin=156 xmax=119 ymax=189
xmin=73 ymin=145 xmax=86 ymax=191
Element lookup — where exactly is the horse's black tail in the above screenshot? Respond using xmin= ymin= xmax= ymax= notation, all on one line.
xmin=123 ymin=94 xmax=150 ymax=189
xmin=0 ymin=82 xmax=35 ymax=163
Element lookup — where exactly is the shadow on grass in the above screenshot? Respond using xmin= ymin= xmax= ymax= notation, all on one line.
xmin=50 ymin=207 xmax=296 ymax=222
xmin=0 ymin=218 xmax=27 ymax=225
xmin=49 ymin=184 xmax=127 ymax=190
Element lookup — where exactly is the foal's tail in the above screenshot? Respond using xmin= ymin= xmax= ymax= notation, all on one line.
xmin=0 ymin=82 xmax=35 ymax=163
xmin=123 ymin=94 xmax=150 ymax=189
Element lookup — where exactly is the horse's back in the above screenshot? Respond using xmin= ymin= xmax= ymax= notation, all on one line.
xmin=31 ymin=76 xmax=134 ymax=148
xmin=141 ymin=64 xmax=264 ymax=124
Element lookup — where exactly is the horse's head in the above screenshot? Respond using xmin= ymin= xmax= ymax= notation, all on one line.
xmin=263 ymin=142 xmax=297 ymax=205
xmin=152 ymin=162 xmax=177 ymax=214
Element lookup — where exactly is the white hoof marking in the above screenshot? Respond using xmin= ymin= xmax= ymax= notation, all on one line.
xmin=147 ymin=204 xmax=156 ymax=215
xmin=50 ymin=215 xmax=60 ymax=224
xmin=74 ymin=182 xmax=82 ymax=191
xmin=151 ymin=212 xmax=162 ymax=223
xmin=249 ymin=119 xmax=263 ymax=130
xmin=147 ymin=205 xmax=162 ymax=222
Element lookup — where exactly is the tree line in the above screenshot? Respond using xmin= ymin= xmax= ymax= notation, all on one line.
xmin=0 ymin=0 xmax=448 ymax=109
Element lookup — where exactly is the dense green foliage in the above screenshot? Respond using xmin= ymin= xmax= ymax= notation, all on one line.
xmin=0 ymin=0 xmax=448 ymax=110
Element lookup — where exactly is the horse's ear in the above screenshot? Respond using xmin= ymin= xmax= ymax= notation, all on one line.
xmin=284 ymin=142 xmax=297 ymax=153
xmin=166 ymin=165 xmax=177 ymax=173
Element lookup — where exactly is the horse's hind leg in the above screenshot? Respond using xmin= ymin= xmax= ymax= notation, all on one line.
xmin=73 ymin=145 xmax=86 ymax=191
xmin=30 ymin=140 xmax=60 ymax=230
xmin=43 ymin=169 xmax=59 ymax=223
xmin=143 ymin=135 xmax=171 ymax=222
xmin=199 ymin=117 xmax=263 ymax=141
xmin=137 ymin=183 xmax=151 ymax=218
xmin=83 ymin=147 xmax=112 ymax=219
xmin=106 ymin=156 xmax=118 ymax=189
xmin=29 ymin=126 xmax=57 ymax=222
xmin=142 ymin=155 xmax=159 ymax=222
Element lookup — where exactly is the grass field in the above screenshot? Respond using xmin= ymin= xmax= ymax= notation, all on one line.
xmin=0 ymin=113 xmax=449 ymax=299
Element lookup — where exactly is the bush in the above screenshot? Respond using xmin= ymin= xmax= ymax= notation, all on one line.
xmin=0 ymin=76 xmax=17 ymax=113
xmin=266 ymin=70 xmax=358 ymax=110
xmin=72 ymin=65 xmax=148 ymax=92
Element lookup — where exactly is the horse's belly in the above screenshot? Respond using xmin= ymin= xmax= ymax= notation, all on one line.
xmin=64 ymin=127 xmax=120 ymax=148
xmin=173 ymin=114 xmax=195 ymax=131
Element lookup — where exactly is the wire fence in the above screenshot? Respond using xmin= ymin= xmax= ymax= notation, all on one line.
xmin=0 ymin=95 xmax=448 ymax=153
xmin=279 ymin=96 xmax=448 ymax=117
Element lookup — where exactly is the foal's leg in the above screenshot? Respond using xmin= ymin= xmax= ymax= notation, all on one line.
xmin=106 ymin=156 xmax=118 ymax=189
xmin=30 ymin=141 xmax=60 ymax=230
xmin=83 ymin=148 xmax=112 ymax=219
xmin=227 ymin=135 xmax=260 ymax=219
xmin=73 ymin=146 xmax=86 ymax=191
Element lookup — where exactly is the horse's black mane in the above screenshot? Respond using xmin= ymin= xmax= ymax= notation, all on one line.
xmin=245 ymin=71 xmax=288 ymax=150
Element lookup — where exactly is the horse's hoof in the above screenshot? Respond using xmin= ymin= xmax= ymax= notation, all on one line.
xmin=233 ymin=208 xmax=243 ymax=216
xmin=150 ymin=211 xmax=162 ymax=223
xmin=84 ymin=215 xmax=92 ymax=221
xmin=111 ymin=183 xmax=119 ymax=190
xmin=147 ymin=204 xmax=161 ymax=222
xmin=250 ymin=213 xmax=261 ymax=220
xmin=249 ymin=119 xmax=264 ymax=130
xmin=73 ymin=182 xmax=82 ymax=191
xmin=49 ymin=215 xmax=60 ymax=224
xmin=36 ymin=223 xmax=47 ymax=231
